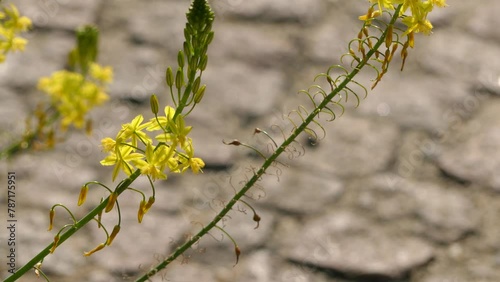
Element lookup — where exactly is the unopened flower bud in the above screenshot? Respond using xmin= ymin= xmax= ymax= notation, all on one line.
xmin=97 ymin=198 xmax=103 ymax=228
xmin=150 ymin=94 xmax=159 ymax=115
xmin=143 ymin=196 xmax=155 ymax=213
xmin=234 ymin=245 xmax=241 ymax=265
xmin=408 ymin=31 xmax=415 ymax=48
xmin=194 ymin=84 xmax=206 ymax=104
xmin=105 ymin=192 xmax=117 ymax=213
xmin=50 ymin=235 xmax=60 ymax=253
xmin=138 ymin=200 xmax=146 ymax=223
xmin=385 ymin=25 xmax=393 ymax=49
xmin=175 ymin=68 xmax=184 ymax=90
xmin=177 ymin=50 xmax=185 ymax=68
xmin=78 ymin=185 xmax=89 ymax=206
xmin=166 ymin=67 xmax=174 ymax=87
xmin=192 ymin=76 xmax=201 ymax=94
xmin=253 ymin=213 xmax=261 ymax=229
xmin=83 ymin=243 xmax=106 ymax=257
xmin=199 ymin=54 xmax=208 ymax=71
xmin=206 ymin=31 xmax=215 ymax=45
xmin=48 ymin=209 xmax=55 ymax=231
xmin=183 ymin=41 xmax=192 ymax=59
xmin=107 ymin=225 xmax=120 ymax=246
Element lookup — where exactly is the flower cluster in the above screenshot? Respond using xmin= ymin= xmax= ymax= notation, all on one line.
xmin=0 ymin=3 xmax=31 ymax=62
xmin=100 ymin=105 xmax=205 ymax=181
xmin=37 ymin=63 xmax=113 ymax=130
xmin=360 ymin=0 xmax=447 ymax=35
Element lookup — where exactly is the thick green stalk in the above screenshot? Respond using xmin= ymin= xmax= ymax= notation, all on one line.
xmin=5 ymin=170 xmax=141 ymax=282
xmin=135 ymin=5 xmax=403 ymax=282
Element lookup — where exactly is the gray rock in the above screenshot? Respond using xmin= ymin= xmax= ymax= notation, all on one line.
xmin=359 ymin=73 xmax=470 ymax=132
xmin=284 ymin=210 xmax=434 ymax=279
xmin=298 ymin=114 xmax=400 ymax=177
xmin=201 ymin=61 xmax=286 ymax=117
xmin=414 ymin=29 xmax=500 ymax=86
xmin=304 ymin=9 xmax=359 ymax=64
xmin=215 ymin=250 xmax=274 ymax=282
xmin=357 ymin=174 xmax=478 ymax=243
xmin=0 ymin=31 xmax=74 ymax=88
xmin=209 ymin=22 xmax=299 ymax=68
xmin=98 ymin=31 xmax=169 ymax=103
xmin=466 ymin=0 xmax=500 ymax=42
xmin=437 ymin=100 xmax=500 ymax=191
xmin=16 ymin=0 xmax=102 ymax=30
xmin=410 ymin=181 xmax=478 ymax=242
xmin=215 ymin=0 xmax=326 ymax=25
xmin=101 ymin=0 xmax=189 ymax=53
xmin=259 ymin=167 xmax=344 ymax=214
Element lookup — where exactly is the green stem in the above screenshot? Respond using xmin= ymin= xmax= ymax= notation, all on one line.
xmin=5 ymin=169 xmax=141 ymax=282
xmin=135 ymin=5 xmax=402 ymax=282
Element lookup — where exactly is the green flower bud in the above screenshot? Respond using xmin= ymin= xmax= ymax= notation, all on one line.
xmin=199 ymin=54 xmax=208 ymax=71
xmin=183 ymin=41 xmax=193 ymax=59
xmin=206 ymin=31 xmax=215 ymax=45
xmin=177 ymin=50 xmax=185 ymax=68
xmin=175 ymin=68 xmax=184 ymax=90
xmin=194 ymin=84 xmax=206 ymax=104
xmin=150 ymin=94 xmax=159 ymax=115
xmin=192 ymin=76 xmax=201 ymax=94
xmin=166 ymin=67 xmax=174 ymax=87
xmin=183 ymin=28 xmax=190 ymax=42
xmin=189 ymin=56 xmax=197 ymax=73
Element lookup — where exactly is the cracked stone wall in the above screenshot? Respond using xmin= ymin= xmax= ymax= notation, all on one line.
xmin=1 ymin=1 xmax=500 ymax=282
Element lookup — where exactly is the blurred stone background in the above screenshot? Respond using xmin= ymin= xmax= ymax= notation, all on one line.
xmin=1 ymin=0 xmax=500 ymax=281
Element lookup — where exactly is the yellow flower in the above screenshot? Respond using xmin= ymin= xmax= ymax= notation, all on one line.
xmin=0 ymin=4 xmax=31 ymax=62
xmin=178 ymin=140 xmax=205 ymax=174
xmin=154 ymin=113 xmax=192 ymax=148
xmin=90 ymin=63 xmax=113 ymax=83
xmin=101 ymin=137 xmax=116 ymax=152
xmin=11 ymin=37 xmax=27 ymax=51
xmin=402 ymin=15 xmax=433 ymax=35
xmin=100 ymin=144 xmax=144 ymax=181
xmin=117 ymin=115 xmax=152 ymax=147
xmin=370 ymin=0 xmax=395 ymax=11
xmin=146 ymin=106 xmax=176 ymax=131
xmin=360 ymin=0 xmax=447 ymax=35
xmin=37 ymin=70 xmax=110 ymax=130
xmin=133 ymin=143 xmax=167 ymax=180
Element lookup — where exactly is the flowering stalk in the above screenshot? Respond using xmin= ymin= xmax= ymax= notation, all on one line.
xmin=135 ymin=5 xmax=405 ymax=281
xmin=6 ymin=1 xmax=213 ymax=281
